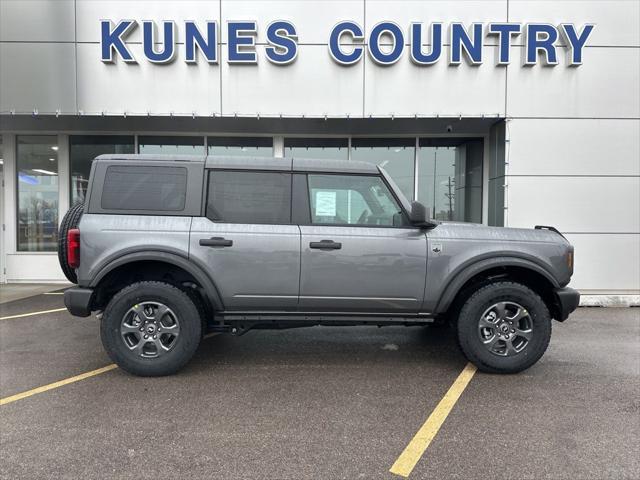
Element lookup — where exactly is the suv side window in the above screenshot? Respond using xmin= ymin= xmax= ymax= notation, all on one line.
xmin=206 ymin=170 xmax=292 ymax=224
xmin=307 ymin=174 xmax=404 ymax=226
xmin=101 ymin=165 xmax=187 ymax=211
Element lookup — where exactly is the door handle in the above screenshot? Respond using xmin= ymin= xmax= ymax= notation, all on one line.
xmin=200 ymin=237 xmax=233 ymax=247
xmin=309 ymin=240 xmax=342 ymax=250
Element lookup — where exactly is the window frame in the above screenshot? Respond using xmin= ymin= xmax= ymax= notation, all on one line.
xmin=293 ymin=172 xmax=412 ymax=229
xmin=204 ymin=168 xmax=294 ymax=225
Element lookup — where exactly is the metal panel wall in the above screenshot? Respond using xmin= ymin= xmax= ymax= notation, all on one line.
xmin=220 ymin=0 xmax=364 ymax=44
xmin=363 ymin=46 xmax=506 ymax=117
xmin=75 ymin=0 xmax=221 ymax=43
xmin=0 ymin=43 xmax=77 ymax=113
xmin=507 ymin=119 xmax=640 ymax=176
xmin=501 ymin=1 xmax=640 ymax=295
xmin=220 ymin=45 xmax=363 ymax=117
xmin=0 ymin=0 xmax=75 ymax=42
xmin=509 ymin=0 xmax=640 ymax=47
xmin=76 ymin=44 xmax=221 ymax=115
xmin=506 ymin=47 xmax=640 ymax=119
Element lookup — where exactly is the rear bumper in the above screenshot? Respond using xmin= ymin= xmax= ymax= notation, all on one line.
xmin=554 ymin=287 xmax=580 ymax=321
xmin=64 ymin=287 xmax=94 ymax=317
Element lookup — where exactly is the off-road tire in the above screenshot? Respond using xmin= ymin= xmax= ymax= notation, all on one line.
xmin=456 ymin=281 xmax=551 ymax=374
xmin=57 ymin=202 xmax=84 ymax=284
xmin=101 ymin=281 xmax=203 ymax=376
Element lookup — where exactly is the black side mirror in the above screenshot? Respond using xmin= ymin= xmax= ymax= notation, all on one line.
xmin=409 ymin=201 xmax=427 ymax=223
xmin=409 ymin=201 xmax=437 ymax=228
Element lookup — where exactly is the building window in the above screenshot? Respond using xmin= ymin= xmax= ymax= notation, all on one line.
xmin=138 ymin=136 xmax=205 ymax=155
xmin=17 ymin=136 xmax=59 ymax=252
xmin=284 ymin=138 xmax=348 ymax=160
xmin=417 ymin=139 xmax=483 ymax=223
xmin=350 ymin=138 xmax=415 ymax=202
xmin=208 ymin=136 xmax=273 ymax=157
xmin=206 ymin=171 xmax=291 ymax=224
xmin=307 ymin=174 xmax=403 ymax=227
xmin=70 ymin=135 xmax=134 ymax=204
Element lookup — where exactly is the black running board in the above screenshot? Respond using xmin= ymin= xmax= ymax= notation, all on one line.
xmin=209 ymin=312 xmax=436 ymax=335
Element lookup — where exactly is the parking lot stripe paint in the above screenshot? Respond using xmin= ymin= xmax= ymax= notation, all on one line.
xmin=389 ymin=363 xmax=478 ymax=478
xmin=0 ymin=307 xmax=67 ymax=321
xmin=43 ymin=292 xmax=65 ymax=295
xmin=0 ymin=364 xmax=118 ymax=406
xmin=0 ymin=333 xmax=219 ymax=406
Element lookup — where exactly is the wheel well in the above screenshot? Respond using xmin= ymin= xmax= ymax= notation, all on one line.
xmin=91 ymin=260 xmax=211 ymax=314
xmin=446 ymin=266 xmax=560 ymax=321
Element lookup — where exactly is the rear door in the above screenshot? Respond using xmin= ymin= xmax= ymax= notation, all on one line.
xmin=190 ymin=169 xmax=300 ymax=311
xmin=297 ymin=173 xmax=427 ymax=313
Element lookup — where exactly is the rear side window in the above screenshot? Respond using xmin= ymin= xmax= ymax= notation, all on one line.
xmin=101 ymin=165 xmax=187 ymax=211
xmin=206 ymin=171 xmax=291 ymax=224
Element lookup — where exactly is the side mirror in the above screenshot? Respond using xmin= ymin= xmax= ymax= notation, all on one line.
xmin=409 ymin=201 xmax=436 ymax=227
xmin=409 ymin=201 xmax=427 ymax=224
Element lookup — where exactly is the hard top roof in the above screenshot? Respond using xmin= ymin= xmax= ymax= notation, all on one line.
xmin=95 ymin=154 xmax=379 ymax=174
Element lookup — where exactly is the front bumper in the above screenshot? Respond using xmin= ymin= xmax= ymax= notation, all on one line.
xmin=64 ymin=287 xmax=94 ymax=317
xmin=553 ymin=287 xmax=580 ymax=321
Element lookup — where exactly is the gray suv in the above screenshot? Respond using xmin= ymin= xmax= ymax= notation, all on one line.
xmin=60 ymin=154 xmax=579 ymax=376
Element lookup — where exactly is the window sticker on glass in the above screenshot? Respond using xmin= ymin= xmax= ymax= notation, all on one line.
xmin=315 ymin=191 xmax=337 ymax=217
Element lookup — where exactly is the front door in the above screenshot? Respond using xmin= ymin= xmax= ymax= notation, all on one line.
xmin=298 ymin=173 xmax=427 ymax=312
xmin=190 ymin=169 xmax=300 ymax=311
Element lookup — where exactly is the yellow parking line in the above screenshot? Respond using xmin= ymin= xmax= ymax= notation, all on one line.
xmin=0 ymin=364 xmax=118 ymax=406
xmin=390 ymin=363 xmax=478 ymax=478
xmin=0 ymin=331 xmax=219 ymax=406
xmin=0 ymin=307 xmax=68 ymax=321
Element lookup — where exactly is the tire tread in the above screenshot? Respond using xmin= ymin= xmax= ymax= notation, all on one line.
xmin=456 ymin=281 xmax=551 ymax=374
xmin=57 ymin=202 xmax=84 ymax=284
xmin=101 ymin=280 xmax=202 ymax=376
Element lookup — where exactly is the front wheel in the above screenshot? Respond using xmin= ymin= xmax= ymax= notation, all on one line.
xmin=101 ymin=281 xmax=202 ymax=376
xmin=456 ymin=281 xmax=551 ymax=374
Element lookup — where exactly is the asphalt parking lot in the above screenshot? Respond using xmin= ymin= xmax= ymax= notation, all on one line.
xmin=1 ymin=291 xmax=639 ymax=480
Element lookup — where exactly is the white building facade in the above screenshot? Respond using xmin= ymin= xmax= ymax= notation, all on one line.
xmin=0 ymin=0 xmax=638 ymax=304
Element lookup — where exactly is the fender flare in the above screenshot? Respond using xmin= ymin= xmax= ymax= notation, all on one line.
xmin=89 ymin=250 xmax=224 ymax=310
xmin=434 ymin=255 xmax=560 ymax=314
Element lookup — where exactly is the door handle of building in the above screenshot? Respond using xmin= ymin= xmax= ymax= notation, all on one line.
xmin=309 ymin=240 xmax=342 ymax=250
xmin=200 ymin=237 xmax=233 ymax=247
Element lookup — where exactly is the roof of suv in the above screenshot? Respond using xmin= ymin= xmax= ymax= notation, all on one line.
xmin=95 ymin=154 xmax=379 ymax=174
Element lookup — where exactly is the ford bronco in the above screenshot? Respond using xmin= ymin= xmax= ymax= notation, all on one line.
xmin=60 ymin=154 xmax=579 ymax=376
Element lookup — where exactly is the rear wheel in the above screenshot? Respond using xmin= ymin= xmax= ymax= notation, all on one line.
xmin=101 ymin=281 xmax=202 ymax=376
xmin=456 ymin=281 xmax=551 ymax=374
xmin=57 ymin=202 xmax=84 ymax=284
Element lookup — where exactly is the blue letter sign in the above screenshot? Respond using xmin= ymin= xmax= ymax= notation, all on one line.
xmin=185 ymin=21 xmax=218 ymax=63
xmin=265 ymin=21 xmax=298 ymax=65
xmin=228 ymin=21 xmax=258 ymax=64
xmin=99 ymin=20 xmax=595 ymax=67
xmin=328 ymin=21 xmax=364 ymax=65
xmin=101 ymin=20 xmax=137 ymax=63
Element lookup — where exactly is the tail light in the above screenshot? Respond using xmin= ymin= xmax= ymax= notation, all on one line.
xmin=566 ymin=248 xmax=574 ymax=276
xmin=67 ymin=229 xmax=80 ymax=269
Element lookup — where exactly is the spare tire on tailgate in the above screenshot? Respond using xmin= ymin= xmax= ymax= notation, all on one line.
xmin=58 ymin=202 xmax=84 ymax=284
